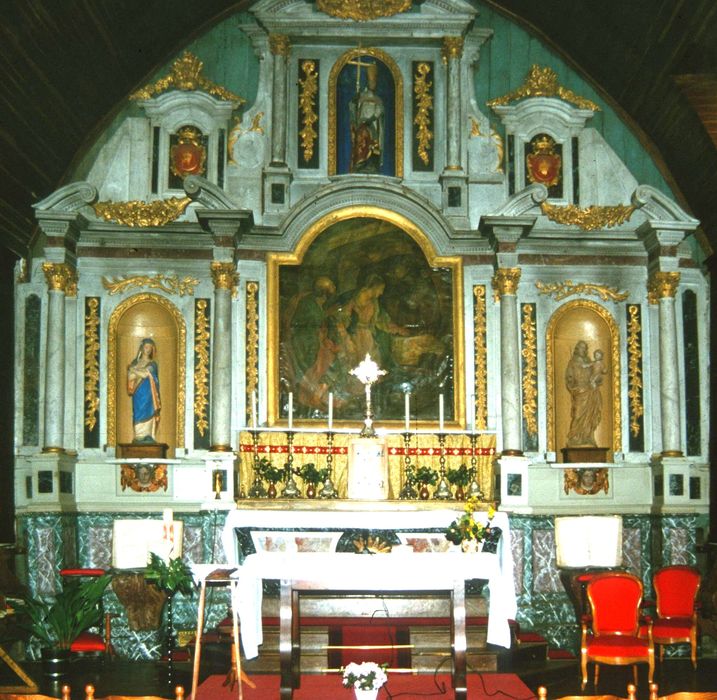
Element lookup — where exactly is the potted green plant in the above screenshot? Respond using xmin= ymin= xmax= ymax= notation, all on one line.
xmin=297 ymin=462 xmax=329 ymax=499
xmin=255 ymin=456 xmax=285 ymax=499
xmin=446 ymin=464 xmax=472 ymax=500
xmin=21 ymin=574 xmax=111 ymax=676
xmin=415 ymin=466 xmax=439 ymax=500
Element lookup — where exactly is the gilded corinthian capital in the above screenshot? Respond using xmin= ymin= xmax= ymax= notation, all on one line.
xmin=442 ymin=36 xmax=464 ymax=62
xmin=42 ymin=262 xmax=76 ymax=293
xmin=269 ymin=34 xmax=291 ymax=57
xmin=647 ymin=271 xmax=680 ymax=304
xmin=492 ymin=268 xmax=522 ymax=299
xmin=211 ymin=262 xmax=238 ymax=292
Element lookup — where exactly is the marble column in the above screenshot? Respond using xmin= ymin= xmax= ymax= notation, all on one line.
xmin=442 ymin=36 xmax=464 ymax=170
xmin=269 ymin=34 xmax=291 ymax=167
xmin=492 ymin=268 xmax=522 ymax=455
xmin=42 ymin=263 xmax=75 ymax=452
xmin=210 ymin=262 xmax=238 ymax=452
xmin=649 ymin=271 xmax=682 ymax=456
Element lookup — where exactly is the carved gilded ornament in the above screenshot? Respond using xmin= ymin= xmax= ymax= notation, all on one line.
xmin=245 ymin=282 xmax=260 ymax=422
xmin=269 ymin=34 xmax=291 ymax=57
xmin=521 ymin=305 xmax=538 ymax=437
xmin=316 ymin=0 xmax=412 ymax=21
xmin=170 ymin=126 xmax=206 ymax=180
xmin=120 ymin=463 xmax=168 ymax=493
xmin=626 ymin=304 xmax=644 ymax=438
xmin=491 ymin=268 xmax=521 ymax=299
xmin=93 ymin=197 xmax=192 ymax=227
xmin=526 ymin=134 xmax=561 ymax=188
xmin=227 ymin=112 xmax=265 ymax=165
xmin=130 ymin=51 xmax=245 ymax=104
xmin=487 ymin=65 xmax=600 ymax=111
xmin=42 ymin=262 xmax=76 ymax=293
xmin=563 ymin=467 xmax=609 ymax=495
xmin=441 ymin=36 xmax=464 ymax=62
xmin=540 ymin=201 xmax=636 ymax=230
xmin=102 ymin=274 xmax=199 ymax=297
xmin=84 ymin=298 xmax=101 ymax=432
xmin=210 ymin=262 xmax=238 ymax=293
xmin=647 ymin=271 xmax=680 ymax=303
xmin=536 ymin=280 xmax=629 ymax=302
xmin=413 ymin=62 xmax=433 ymax=166
xmin=193 ymin=300 xmax=210 ymax=438
xmin=473 ymin=286 xmax=487 ymax=432
xmin=299 ymin=60 xmax=319 ymax=163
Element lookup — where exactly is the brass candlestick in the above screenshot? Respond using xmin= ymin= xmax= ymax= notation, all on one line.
xmin=433 ymin=432 xmax=452 ymax=500
xmin=319 ymin=431 xmax=337 ymax=499
xmin=281 ymin=431 xmax=300 ymax=498
xmin=399 ymin=431 xmax=418 ymax=499
xmin=468 ymin=431 xmax=484 ymax=499
xmin=248 ymin=428 xmax=267 ymax=498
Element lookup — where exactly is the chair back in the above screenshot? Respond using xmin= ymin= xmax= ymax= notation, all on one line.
xmin=653 ymin=566 xmax=700 ymax=618
xmin=587 ymin=572 xmax=643 ymax=635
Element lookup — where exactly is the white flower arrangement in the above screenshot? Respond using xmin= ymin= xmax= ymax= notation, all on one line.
xmin=341 ymin=661 xmax=388 ymax=690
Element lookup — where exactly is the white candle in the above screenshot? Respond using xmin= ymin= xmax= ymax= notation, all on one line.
xmin=288 ymin=392 xmax=293 ymax=430
xmin=162 ymin=508 xmax=173 ymax=525
xmin=328 ymin=392 xmax=333 ymax=431
xmin=471 ymin=394 xmax=476 ymax=433
xmin=251 ymin=390 xmax=257 ymax=429
xmin=439 ymin=394 xmax=444 ymax=432
xmin=405 ymin=393 xmax=410 ymax=432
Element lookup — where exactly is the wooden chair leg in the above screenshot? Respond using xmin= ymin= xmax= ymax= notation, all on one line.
xmin=594 ymin=663 xmax=600 ymax=687
xmin=580 ymin=653 xmax=588 ymax=690
xmin=633 ymin=664 xmax=638 ymax=686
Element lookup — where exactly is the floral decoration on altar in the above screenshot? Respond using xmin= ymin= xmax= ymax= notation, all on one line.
xmin=445 ymin=499 xmax=496 ymax=549
xmin=342 ymin=661 xmax=388 ymax=691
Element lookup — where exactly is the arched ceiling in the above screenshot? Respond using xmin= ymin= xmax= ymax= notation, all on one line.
xmin=2 ymin=1 xmax=717 ymax=259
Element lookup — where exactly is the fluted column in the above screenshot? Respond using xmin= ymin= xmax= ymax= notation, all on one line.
xmin=42 ymin=263 xmax=75 ymax=452
xmin=442 ymin=36 xmax=463 ymax=170
xmin=269 ymin=34 xmax=291 ymax=166
xmin=492 ymin=268 xmax=522 ymax=456
xmin=210 ymin=262 xmax=238 ymax=452
xmin=649 ymin=271 xmax=682 ymax=456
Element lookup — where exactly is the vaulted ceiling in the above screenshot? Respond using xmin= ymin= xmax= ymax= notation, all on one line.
xmin=2 ymin=1 xmax=717 ymax=259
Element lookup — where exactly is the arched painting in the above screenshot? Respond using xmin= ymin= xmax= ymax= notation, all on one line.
xmin=270 ymin=211 xmax=463 ymax=426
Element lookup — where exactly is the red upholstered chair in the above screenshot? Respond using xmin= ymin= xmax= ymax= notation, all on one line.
xmin=59 ymin=568 xmax=114 ymax=656
xmin=581 ymin=572 xmax=654 ymax=690
xmin=650 ymin=565 xmax=701 ymax=668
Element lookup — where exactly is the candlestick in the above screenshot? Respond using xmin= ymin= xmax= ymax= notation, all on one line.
xmin=439 ymin=393 xmax=444 ymax=432
xmin=251 ymin=390 xmax=257 ymax=429
xmin=288 ymin=392 xmax=293 ymax=430
xmin=328 ymin=392 xmax=333 ymax=431
xmin=404 ymin=392 xmax=410 ymax=432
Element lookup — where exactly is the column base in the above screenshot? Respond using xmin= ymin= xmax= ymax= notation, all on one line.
xmin=209 ymin=445 xmax=234 ymax=453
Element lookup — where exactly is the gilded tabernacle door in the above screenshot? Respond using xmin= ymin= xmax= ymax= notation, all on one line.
xmin=546 ymin=300 xmax=621 ymax=462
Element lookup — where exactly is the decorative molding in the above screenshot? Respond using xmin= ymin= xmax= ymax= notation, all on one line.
xmin=130 ymin=51 xmax=245 ymax=104
xmin=316 ymin=0 xmax=411 ymax=21
xmin=228 ymin=113 xmax=265 ymax=165
xmin=93 ymin=197 xmax=191 ymax=227
xmin=193 ymin=299 xmax=210 ymax=438
xmin=413 ymin=62 xmax=433 ymax=166
xmin=626 ymin=304 xmax=644 ymax=439
xmin=42 ymin=263 xmax=76 ymax=293
xmin=441 ymin=36 xmax=464 ymax=62
xmin=632 ymin=184 xmax=700 ymax=225
xmin=84 ymin=298 xmax=101 ymax=433
xmin=491 ymin=268 xmax=521 ymax=300
xmin=487 ymin=65 xmax=600 ymax=111
xmin=299 ymin=60 xmax=319 ymax=164
xmin=491 ymin=183 xmax=547 ymax=217
xmin=540 ymin=201 xmax=636 ymax=230
xmin=268 ymin=34 xmax=291 ymax=57
xmin=521 ymin=304 xmax=538 ymax=438
xmin=210 ymin=262 xmax=239 ymax=293
xmin=245 ymin=281 xmax=260 ymax=423
xmin=648 ymin=271 xmax=680 ymax=303
xmin=473 ymin=285 xmax=487 ymax=432
xmin=102 ymin=274 xmax=199 ymax=297
xmin=536 ymin=280 xmax=629 ymax=302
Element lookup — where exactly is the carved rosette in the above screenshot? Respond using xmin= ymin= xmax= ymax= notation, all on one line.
xmin=473 ymin=285 xmax=487 ymax=432
xmin=42 ymin=262 xmax=76 ymax=293
xmin=269 ymin=34 xmax=291 ymax=57
xmin=210 ymin=262 xmax=238 ymax=294
xmin=647 ymin=271 xmax=680 ymax=303
xmin=441 ymin=36 xmax=464 ymax=62
xmin=491 ymin=268 xmax=521 ymax=300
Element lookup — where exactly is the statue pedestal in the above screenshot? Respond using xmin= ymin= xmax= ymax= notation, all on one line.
xmin=117 ymin=443 xmax=169 ymax=459
xmin=561 ymin=446 xmax=609 ymax=463
xmin=347 ymin=437 xmax=389 ymax=500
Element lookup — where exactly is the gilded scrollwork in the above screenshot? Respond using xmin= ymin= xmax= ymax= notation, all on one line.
xmin=102 ymin=274 xmax=199 ymax=297
xmin=536 ymin=280 xmax=629 ymax=302
xmin=473 ymin=285 xmax=487 ymax=432
xmin=316 ymin=0 xmax=411 ymax=21
xmin=130 ymin=51 xmax=245 ymax=104
xmin=194 ymin=299 xmax=210 ymax=438
xmin=245 ymin=282 xmax=260 ymax=421
xmin=93 ymin=197 xmax=192 ymax=227
xmin=491 ymin=268 xmax=521 ymax=300
xmin=521 ymin=304 xmax=538 ymax=438
xmin=299 ymin=60 xmax=319 ymax=164
xmin=269 ymin=34 xmax=291 ymax=57
xmin=626 ymin=304 xmax=644 ymax=438
xmin=210 ymin=262 xmax=239 ymax=294
xmin=84 ymin=298 xmax=101 ymax=433
xmin=647 ymin=271 xmax=680 ymax=303
xmin=487 ymin=65 xmax=600 ymax=111
xmin=413 ymin=62 xmax=433 ymax=166
xmin=42 ymin=263 xmax=76 ymax=293
xmin=540 ymin=201 xmax=636 ymax=230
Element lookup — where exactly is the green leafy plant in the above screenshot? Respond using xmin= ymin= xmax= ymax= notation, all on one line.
xmin=21 ymin=575 xmax=111 ymax=650
xmin=298 ymin=462 xmax=329 ymax=485
xmin=255 ymin=456 xmax=285 ymax=484
xmin=144 ymin=553 xmax=194 ymax=597
xmin=446 ymin=464 xmax=472 ymax=488
xmin=445 ymin=499 xmax=496 ymax=546
xmin=415 ymin=465 xmax=439 ymax=486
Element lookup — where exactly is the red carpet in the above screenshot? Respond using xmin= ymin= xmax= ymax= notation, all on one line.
xmin=193 ymin=672 xmax=536 ymax=699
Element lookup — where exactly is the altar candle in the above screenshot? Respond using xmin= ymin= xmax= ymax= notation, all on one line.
xmin=471 ymin=394 xmax=476 ymax=433
xmin=288 ymin=392 xmax=293 ymax=430
xmin=162 ymin=508 xmax=173 ymax=525
xmin=251 ymin=390 xmax=257 ymax=429
xmin=405 ymin=392 xmax=410 ymax=432
xmin=439 ymin=394 xmax=444 ymax=432
xmin=328 ymin=392 xmax=333 ymax=431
